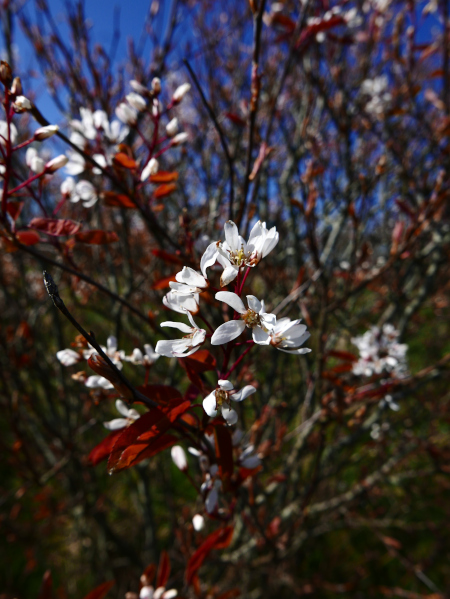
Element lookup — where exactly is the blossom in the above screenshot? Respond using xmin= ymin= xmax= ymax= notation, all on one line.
xmin=171 ymin=132 xmax=188 ymax=146
xmin=61 ymin=177 xmax=98 ymax=208
xmin=165 ymin=117 xmax=178 ymax=137
xmin=13 ymin=95 xmax=31 ymax=112
xmin=140 ymin=586 xmax=177 ymax=599
xmin=34 ymin=125 xmax=59 ymax=141
xmin=269 ymin=317 xmax=311 ymax=355
xmin=155 ymin=312 xmax=206 ymax=358
xmin=140 ymin=157 xmax=159 ymax=181
xmin=211 ymin=292 xmax=276 ymax=345
xmin=103 ymin=399 xmax=140 ymax=430
xmin=192 ymin=514 xmax=205 ymax=531
xmin=172 ymin=82 xmax=191 ymax=103
xmin=26 ymin=147 xmax=45 ymax=173
xmin=126 ymin=92 xmax=146 ymax=112
xmin=352 ymin=324 xmax=408 ymax=378
xmin=171 ymin=445 xmax=188 ymax=471
xmin=115 ymin=102 xmax=138 ymax=126
xmin=169 ymin=267 xmax=208 ymax=295
xmin=202 ymin=379 xmax=256 ymax=425
xmin=56 ymin=348 xmax=81 ymax=366
xmin=162 ymin=290 xmax=199 ymax=315
xmin=46 ymin=154 xmax=69 ymax=173
xmin=125 ymin=344 xmax=159 ymax=366
xmin=0 ymin=121 xmax=18 ymax=145
xmin=200 ymin=220 xmax=279 ymax=286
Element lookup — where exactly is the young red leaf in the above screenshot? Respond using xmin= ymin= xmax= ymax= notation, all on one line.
xmin=214 ymin=425 xmax=234 ymax=479
xmin=16 ymin=230 xmax=41 ymax=246
xmin=153 ymin=183 xmax=177 ymax=199
xmin=82 ymin=581 xmax=115 ymax=599
xmin=327 ymin=350 xmax=358 ymax=362
xmin=151 ymin=249 xmax=183 ymax=265
xmin=156 ymin=550 xmax=171 ymax=589
xmin=149 ymin=171 xmax=179 ymax=183
xmin=137 ymin=384 xmax=182 ymax=405
xmin=88 ymin=429 xmax=124 ymax=466
xmin=152 ymin=273 xmax=178 ymax=290
xmin=6 ymin=201 xmax=23 ymax=221
xmin=103 ymin=192 xmax=137 ymax=209
xmin=186 ymin=526 xmax=234 ymax=585
xmin=113 ymin=152 xmax=137 ymax=169
xmin=29 ymin=217 xmax=81 ymax=236
xmin=75 ymin=230 xmax=119 ymax=244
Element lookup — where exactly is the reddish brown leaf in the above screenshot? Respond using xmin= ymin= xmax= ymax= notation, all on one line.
xmin=88 ymin=429 xmax=124 ymax=466
xmin=82 ymin=581 xmax=115 ymax=599
xmin=214 ymin=425 xmax=234 ymax=479
xmin=113 ymin=152 xmax=136 ymax=169
xmin=152 ymin=273 xmax=178 ymax=290
xmin=156 ymin=550 xmax=171 ymax=588
xmin=186 ymin=526 xmax=234 ymax=585
xmin=75 ymin=230 xmax=119 ymax=244
xmin=37 ymin=570 xmax=52 ymax=599
xmin=137 ymin=384 xmax=182 ymax=405
xmin=151 ymin=249 xmax=183 ymax=265
xmin=327 ymin=350 xmax=358 ymax=362
xmin=149 ymin=171 xmax=179 ymax=183
xmin=29 ymin=217 xmax=81 ymax=236
xmin=103 ymin=192 xmax=137 ymax=209
xmin=153 ymin=183 xmax=177 ymax=199
xmin=6 ymin=201 xmax=23 ymax=221
xmin=179 ymin=350 xmax=217 ymax=389
xmin=16 ymin=230 xmax=41 ymax=246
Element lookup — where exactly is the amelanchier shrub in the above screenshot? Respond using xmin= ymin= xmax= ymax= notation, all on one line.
xmin=0 ymin=0 xmax=449 ymax=598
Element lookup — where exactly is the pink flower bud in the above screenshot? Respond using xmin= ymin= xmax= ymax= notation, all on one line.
xmin=45 ymin=154 xmax=69 ymax=173
xmin=34 ymin=125 xmax=59 ymax=141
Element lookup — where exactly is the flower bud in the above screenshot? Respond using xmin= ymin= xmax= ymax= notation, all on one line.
xmin=115 ymin=102 xmax=138 ymax=126
xmin=34 ymin=124 xmax=59 ymax=141
xmin=171 ymin=132 xmax=188 ymax=146
xmin=26 ymin=148 xmax=45 ymax=173
xmin=130 ymin=79 xmax=148 ymax=95
xmin=126 ymin=92 xmax=147 ymax=112
xmin=193 ymin=514 xmax=205 ymax=531
xmin=11 ymin=77 xmax=22 ymax=96
xmin=0 ymin=61 xmax=12 ymax=87
xmin=45 ymin=154 xmax=69 ymax=173
xmin=140 ymin=157 xmax=159 ymax=182
xmin=171 ymin=445 xmax=188 ymax=471
xmin=13 ymin=95 xmax=32 ymax=113
xmin=151 ymin=77 xmax=161 ymax=94
xmin=172 ymin=83 xmax=191 ymax=103
xmin=165 ymin=117 xmax=178 ymax=138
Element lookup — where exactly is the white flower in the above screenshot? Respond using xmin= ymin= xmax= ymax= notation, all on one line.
xmin=82 ymin=335 xmax=125 ymax=364
xmin=130 ymin=79 xmax=148 ymax=95
xmin=352 ymin=324 xmax=408 ymax=378
xmin=103 ymin=399 xmax=140 ymax=430
xmin=155 ymin=312 xmax=206 ymax=358
xmin=169 ymin=267 xmax=208 ymax=295
xmin=0 ymin=121 xmax=18 ymax=145
xmin=202 ymin=379 xmax=256 ymax=425
xmin=200 ymin=220 xmax=279 ymax=286
xmin=126 ymin=92 xmax=146 ymax=112
xmin=13 ymin=95 xmax=32 ymax=112
xmin=151 ymin=77 xmax=161 ymax=94
xmin=34 ymin=125 xmax=59 ymax=140
xmin=211 ymin=292 xmax=276 ymax=345
xmin=171 ymin=445 xmax=188 ymax=471
xmin=64 ymin=150 xmax=86 ymax=176
xmin=85 ymin=375 xmax=114 ymax=390
xmin=172 ymin=82 xmax=191 ymax=103
xmin=171 ymin=132 xmax=188 ymax=146
xmin=162 ymin=290 xmax=199 ymax=315
xmin=140 ymin=586 xmax=177 ymax=599
xmin=46 ymin=154 xmax=69 ymax=173
xmin=56 ymin=348 xmax=81 ymax=366
xmin=68 ymin=179 xmax=98 ymax=208
xmin=125 ymin=344 xmax=159 ymax=366
xmin=165 ymin=117 xmax=178 ymax=137
xmin=115 ymin=102 xmax=138 ymax=126
xmin=238 ymin=444 xmax=261 ymax=469
xmin=26 ymin=147 xmax=45 ymax=173
xmin=269 ymin=317 xmax=311 ymax=355
xmin=140 ymin=157 xmax=159 ymax=181
xmin=192 ymin=514 xmax=205 ymax=531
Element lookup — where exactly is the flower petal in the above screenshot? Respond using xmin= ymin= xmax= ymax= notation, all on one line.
xmin=230 ymin=385 xmax=256 ymax=402
xmin=103 ymin=418 xmax=128 ymax=430
xmin=200 ymin=242 xmax=219 ymax=278
xmin=205 ymin=486 xmax=218 ymax=514
xmin=211 ymin=320 xmax=245 ymax=345
xmin=220 ymin=265 xmax=239 ymax=287
xmin=246 ymin=295 xmax=262 ymax=313
xmin=252 ymin=326 xmax=271 ymax=345
xmin=222 ymin=407 xmax=238 ymax=425
xmin=218 ymin=379 xmax=233 ymax=391
xmin=176 ymin=266 xmax=207 ymax=288
xmin=215 ymin=291 xmax=246 ymax=314
xmin=224 ymin=220 xmax=240 ymax=250
xmin=116 ymin=399 xmax=130 ymax=417
xmin=203 ymin=391 xmax=218 ymax=417
xmin=160 ymin=321 xmax=193 ymax=334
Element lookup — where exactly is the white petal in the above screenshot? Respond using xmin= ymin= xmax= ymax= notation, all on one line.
xmin=224 ymin=221 xmax=240 ymax=250
xmin=246 ymin=295 xmax=262 ymax=313
xmin=261 ymin=312 xmax=276 ymax=329
xmin=222 ymin=407 xmax=238 ymax=425
xmin=218 ymin=379 xmax=233 ymax=391
xmin=230 ymin=385 xmax=256 ymax=402
xmin=203 ymin=391 xmax=218 ymax=417
xmin=200 ymin=242 xmax=219 ymax=278
xmin=247 ymin=220 xmax=263 ymax=247
xmin=163 ymin=291 xmax=199 ymax=314
xmin=191 ymin=329 xmax=206 ymax=346
xmin=277 ymin=347 xmax=312 ymax=354
xmin=211 ymin=320 xmax=245 ymax=345
xmin=262 ymin=228 xmax=279 ymax=257
xmin=215 ymin=291 xmax=246 ymax=314
xmin=205 ymin=487 xmax=219 ymax=514
xmin=162 ymin=590 xmax=177 ymax=599
xmin=220 ymin=265 xmax=239 ymax=287
xmin=155 ymin=340 xmax=183 ymax=357
xmin=115 ymin=399 xmax=130 ymax=417
xmin=241 ymin=455 xmax=261 ymax=469
xmin=171 ymin=445 xmax=188 ymax=470
xmin=160 ymin=321 xmax=193 ymax=334
xmin=176 ymin=267 xmax=206 ymax=288
xmin=252 ymin=326 xmax=271 ymax=345
xmin=140 ymin=587 xmax=154 ymax=599
xmin=103 ymin=418 xmax=128 ymax=430
xmin=192 ymin=514 xmax=205 ymax=531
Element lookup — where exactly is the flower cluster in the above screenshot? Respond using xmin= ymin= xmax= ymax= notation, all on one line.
xmin=352 ymin=324 xmax=408 ymax=378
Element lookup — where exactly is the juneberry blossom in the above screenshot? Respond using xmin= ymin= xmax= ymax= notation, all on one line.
xmin=211 ymin=292 xmax=276 ymax=345
xmin=25 ymin=147 xmax=45 ymax=173
xmin=0 ymin=120 xmax=18 ymax=145
xmin=171 ymin=445 xmax=188 ymax=471
xmin=192 ymin=514 xmax=205 ymax=531
xmin=352 ymin=324 xmax=408 ymax=378
xmin=125 ymin=344 xmax=159 ymax=366
xmin=269 ymin=317 xmax=312 ymax=355
xmin=162 ymin=290 xmax=199 ymax=315
xmin=140 ymin=157 xmax=159 ymax=181
xmin=56 ymin=348 xmax=81 ymax=366
xmin=201 ymin=220 xmax=279 ymax=286
xmin=169 ymin=267 xmax=208 ymax=295
xmin=202 ymin=379 xmax=256 ymax=425
xmin=155 ymin=312 xmax=206 ymax=358
xmin=103 ymin=399 xmax=140 ymax=430
xmin=83 ymin=336 xmax=125 ymax=389
xmin=139 ymin=585 xmax=177 ymax=599
xmin=61 ymin=177 xmax=98 ymax=208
